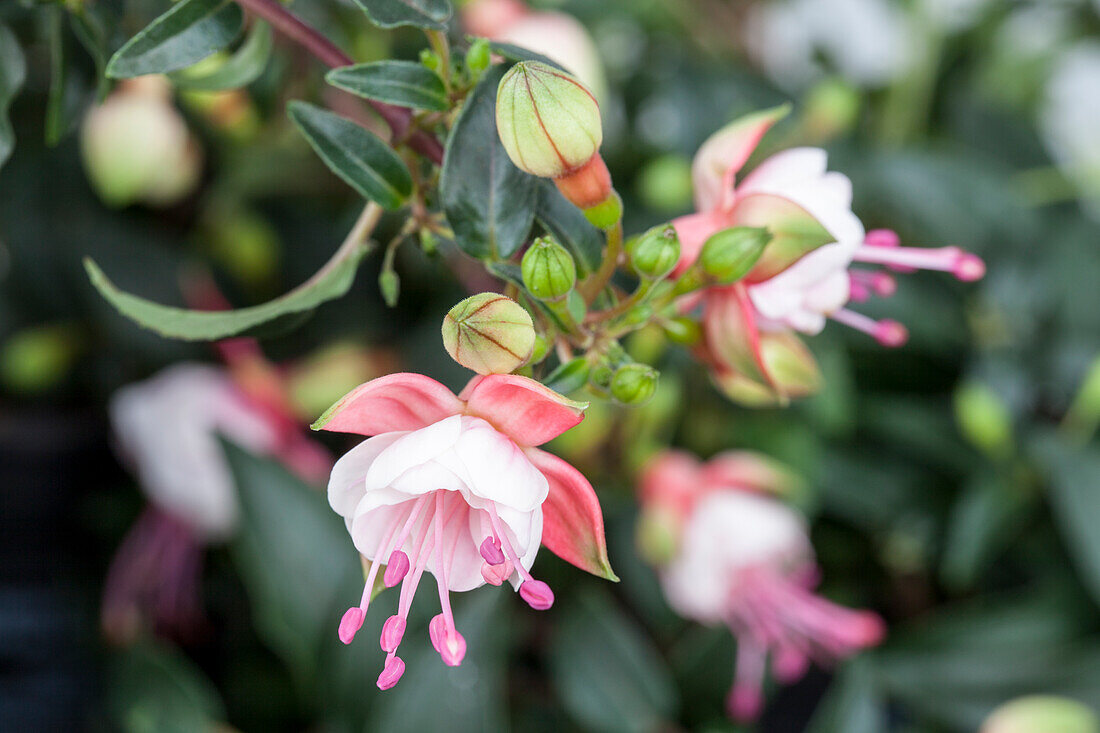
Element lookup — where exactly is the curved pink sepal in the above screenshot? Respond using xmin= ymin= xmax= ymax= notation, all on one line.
xmin=462 ymin=374 xmax=587 ymax=447
xmin=692 ymin=104 xmax=791 ymax=213
xmin=527 ymin=448 xmax=618 ymax=581
xmin=312 ymin=372 xmax=463 ymax=436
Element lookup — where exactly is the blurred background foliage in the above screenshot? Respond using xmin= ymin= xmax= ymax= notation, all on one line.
xmin=2 ymin=0 xmax=1100 ymax=731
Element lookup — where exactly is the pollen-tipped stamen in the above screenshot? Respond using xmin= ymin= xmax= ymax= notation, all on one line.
xmin=479 ymin=535 xmax=505 ymax=565
xmin=830 ymin=308 xmax=908 ymax=347
xmin=384 ymin=494 xmax=431 ymax=587
xmin=487 ymin=503 xmax=555 ymax=611
xmin=854 ymin=243 xmax=986 ymax=282
xmin=376 ymin=653 xmax=405 ymax=690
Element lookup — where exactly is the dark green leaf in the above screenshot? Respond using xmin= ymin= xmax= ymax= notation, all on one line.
xmin=222 ymin=440 xmax=359 ymax=687
xmin=807 ymin=659 xmax=886 ymax=733
xmin=940 ymin=471 xmax=1032 ymax=590
xmin=106 ymin=0 xmax=242 ymax=79
xmin=441 ymin=65 xmax=538 ymax=259
xmin=168 ymin=20 xmax=272 ymax=91
xmin=536 ymin=180 xmax=602 ymax=275
xmin=110 ymin=641 xmax=225 ymax=733
xmin=350 ymin=0 xmax=452 ymax=30
xmin=0 ymin=23 xmax=27 ymax=168
xmin=288 ymin=100 xmax=413 ymax=210
xmin=70 ymin=8 xmax=111 ymax=100
xmin=83 ymin=240 xmax=371 ymax=341
xmin=326 ymin=60 xmax=448 ymax=111
xmin=487 ymin=42 xmax=565 ymax=71
xmin=1032 ymin=433 xmax=1100 ymax=608
xmin=549 ymin=587 xmax=679 ymax=732
xmin=45 ymin=7 xmax=67 ymax=146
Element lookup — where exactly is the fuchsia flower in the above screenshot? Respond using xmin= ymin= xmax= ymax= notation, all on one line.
xmin=639 ymin=450 xmax=884 ymax=722
xmin=672 ymin=108 xmax=985 ymax=404
xmin=315 ymin=372 xmax=615 ymax=689
xmin=104 ymin=363 xmax=331 ymax=643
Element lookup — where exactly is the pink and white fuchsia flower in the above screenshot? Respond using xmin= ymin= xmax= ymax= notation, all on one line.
xmin=639 ymin=451 xmax=884 ymax=722
xmin=672 ymin=108 xmax=985 ymax=404
xmin=315 ymin=372 xmax=615 ymax=689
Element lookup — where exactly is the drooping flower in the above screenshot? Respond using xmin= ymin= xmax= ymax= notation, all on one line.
xmin=316 ymin=372 xmax=615 ymax=689
xmin=103 ymin=362 xmax=330 ymax=643
xmin=638 ymin=450 xmax=884 ymax=721
xmin=672 ymin=108 xmax=985 ymax=404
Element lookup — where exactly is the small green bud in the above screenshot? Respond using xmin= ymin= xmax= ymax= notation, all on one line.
xmin=699 ymin=226 xmax=772 ymax=284
xmin=496 ymin=61 xmax=602 ymax=179
xmin=442 ymin=293 xmax=536 ymax=375
xmin=982 ymin=695 xmax=1099 ymax=733
xmin=627 ymin=224 xmax=681 ymax=280
xmin=954 ymin=381 xmax=1013 ymax=459
xmin=0 ymin=325 xmax=79 ymax=394
xmin=662 ymin=317 xmax=702 ymax=345
xmin=466 ymin=39 xmax=491 ymax=78
xmin=589 ymin=364 xmax=614 ymax=390
xmin=420 ymin=49 xmax=441 ymax=72
xmin=419 ymin=228 xmax=438 ymax=256
xmin=521 ymin=236 xmax=576 ymax=301
xmin=379 ymin=269 xmax=400 ymax=307
xmin=610 ymin=363 xmax=659 ymax=406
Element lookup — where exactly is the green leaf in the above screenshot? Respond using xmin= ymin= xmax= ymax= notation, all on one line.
xmin=44 ymin=7 xmax=68 ymax=147
xmin=106 ymin=0 xmax=243 ymax=79
xmin=326 ymin=60 xmax=448 ymax=111
xmin=350 ymin=0 xmax=452 ymax=30
xmin=487 ymin=42 xmax=565 ymax=71
xmin=83 ymin=240 xmax=372 ymax=341
xmin=288 ymin=100 xmax=413 ymax=210
xmin=110 ymin=641 xmax=225 ymax=733
xmin=169 ymin=20 xmax=272 ymax=91
xmin=807 ymin=659 xmax=887 ymax=733
xmin=441 ymin=65 xmax=538 ymax=259
xmin=537 ymin=180 xmax=603 ymax=276
xmin=549 ymin=587 xmax=679 ymax=733
xmin=1032 ymin=433 xmax=1100 ymax=608
xmin=940 ymin=471 xmax=1032 ymax=591
xmin=0 ymin=23 xmax=27 ymax=168
xmin=70 ymin=8 xmax=111 ymax=100
xmin=222 ymin=440 xmax=359 ymax=688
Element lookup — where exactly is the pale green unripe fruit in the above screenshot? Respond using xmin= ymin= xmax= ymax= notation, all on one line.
xmin=496 ymin=61 xmax=602 ymax=179
xmin=522 ymin=237 xmax=576 ymax=301
xmin=610 ymin=363 xmax=659 ymax=406
xmin=628 ymin=224 xmax=681 ymax=280
xmin=442 ymin=294 xmax=536 ymax=375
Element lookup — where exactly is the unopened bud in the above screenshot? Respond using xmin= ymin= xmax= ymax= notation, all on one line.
xmin=466 ymin=38 xmax=491 ymax=78
xmin=610 ymin=363 xmax=659 ymax=406
xmin=662 ymin=317 xmax=701 ymax=346
xmin=496 ymin=61 xmax=602 ymax=179
xmin=442 ymin=293 xmax=536 ymax=375
xmin=954 ymin=381 xmax=1013 ymax=459
xmin=628 ymin=224 xmax=681 ymax=279
xmin=982 ymin=695 xmax=1099 ymax=733
xmin=379 ymin=269 xmax=400 ymax=307
xmin=522 ymin=236 xmax=576 ymax=301
xmin=700 ymin=226 xmax=772 ymax=284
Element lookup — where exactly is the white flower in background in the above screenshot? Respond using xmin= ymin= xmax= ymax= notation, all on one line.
xmin=110 ymin=363 xmax=280 ymax=540
xmin=1040 ymin=41 xmax=1100 ymax=220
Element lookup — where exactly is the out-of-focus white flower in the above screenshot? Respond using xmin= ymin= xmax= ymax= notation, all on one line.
xmin=110 ymin=363 xmax=280 ymax=540
xmin=745 ymin=0 xmax=915 ymax=89
xmin=1040 ymin=41 xmax=1100 ymax=220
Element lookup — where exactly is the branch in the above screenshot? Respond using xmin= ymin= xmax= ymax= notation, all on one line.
xmin=234 ymin=0 xmax=444 ymax=164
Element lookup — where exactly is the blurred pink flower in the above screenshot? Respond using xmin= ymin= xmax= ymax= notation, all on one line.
xmin=639 ymin=451 xmax=884 ymax=722
xmin=673 ymin=109 xmax=985 ymax=403
xmin=317 ymin=372 xmax=614 ymax=688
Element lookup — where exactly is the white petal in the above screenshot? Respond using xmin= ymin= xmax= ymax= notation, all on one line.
xmin=448 ymin=417 xmax=549 ymax=512
xmin=328 ymin=432 xmax=407 ymax=520
xmin=364 ymin=415 xmax=464 ymax=491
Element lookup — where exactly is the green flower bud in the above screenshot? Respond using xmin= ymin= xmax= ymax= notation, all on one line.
xmin=628 ymin=224 xmax=681 ymax=279
xmin=954 ymin=381 xmax=1014 ymax=459
xmin=496 ymin=61 xmax=602 ymax=179
xmin=662 ymin=317 xmax=701 ymax=346
xmin=610 ymin=363 xmax=659 ymax=406
xmin=521 ymin=236 xmax=576 ymax=301
xmin=379 ymin=269 xmax=400 ymax=307
xmin=420 ymin=49 xmax=441 ymax=72
xmin=982 ymin=695 xmax=1099 ymax=733
xmin=700 ymin=226 xmax=772 ymax=284
xmin=466 ymin=38 xmax=491 ymax=78
xmin=442 ymin=293 xmax=536 ymax=375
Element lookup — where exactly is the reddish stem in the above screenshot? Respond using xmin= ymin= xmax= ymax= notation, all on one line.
xmin=233 ymin=0 xmax=444 ymax=164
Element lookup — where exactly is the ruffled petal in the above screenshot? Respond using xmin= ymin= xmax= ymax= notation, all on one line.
xmin=364 ymin=415 xmax=464 ymax=491
xmin=526 ymin=448 xmax=617 ymax=581
xmin=312 ymin=373 xmax=463 ymax=436
xmin=328 ymin=432 xmax=408 ymax=520
xmin=447 ymin=417 xmax=549 ymax=512
xmin=462 ymin=374 xmax=587 ymax=447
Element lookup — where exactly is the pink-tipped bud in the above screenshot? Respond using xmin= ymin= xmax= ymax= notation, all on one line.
xmin=380 ymin=614 xmax=407 ymax=653
xmin=772 ymin=647 xmax=809 ymax=683
xmin=384 ymin=550 xmax=411 ymax=587
xmin=481 ymin=559 xmax=515 ymax=586
xmin=376 ymin=654 xmax=405 ymax=690
xmin=727 ymin=684 xmax=763 ymax=722
xmin=338 ymin=607 xmax=365 ymax=645
xmin=871 ymin=272 xmax=897 ymax=297
xmin=952 ymin=252 xmax=986 ymax=282
xmin=873 ymin=319 xmax=908 ymax=348
xmin=440 ymin=629 xmax=467 ymax=667
xmin=429 ymin=613 xmax=447 ymax=654
xmin=864 ymin=229 xmax=900 ymax=249
xmin=479 ymin=536 xmax=505 ymax=565
xmin=519 ymin=579 xmax=555 ymax=610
